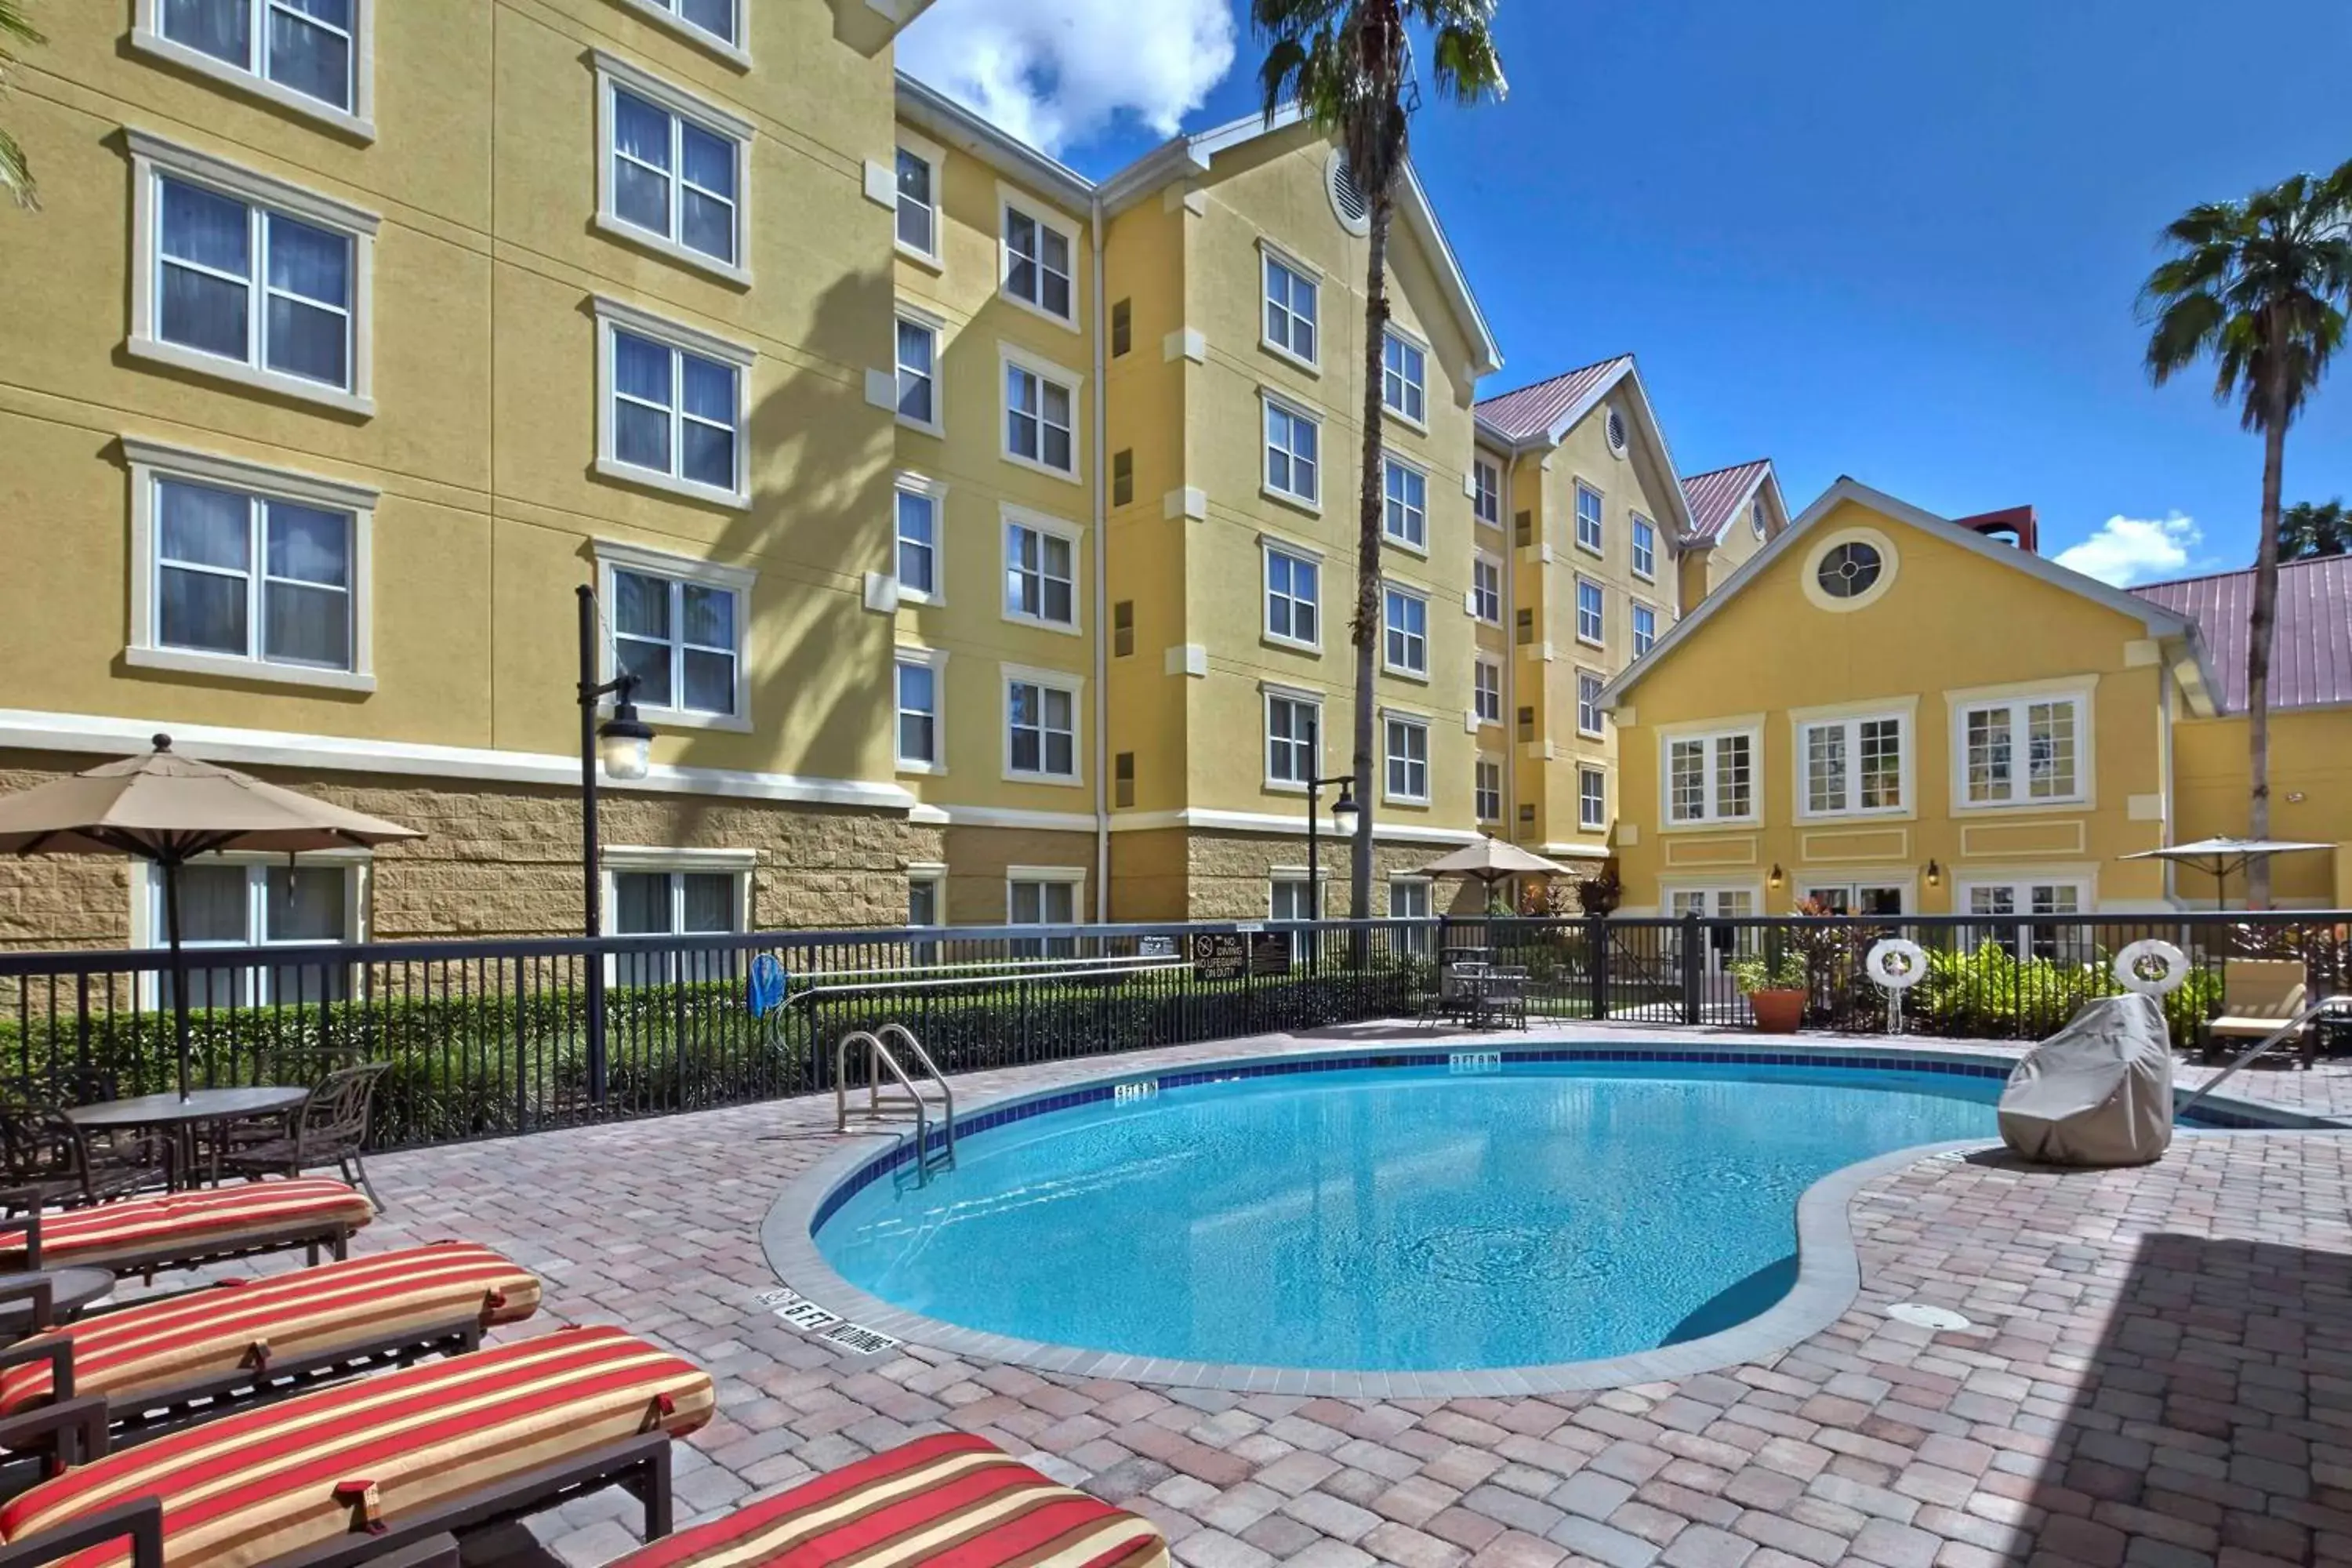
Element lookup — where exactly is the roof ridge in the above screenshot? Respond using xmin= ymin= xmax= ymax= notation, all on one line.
xmin=1473 ymin=353 xmax=1635 ymax=408
xmin=1680 ymin=458 xmax=1771 ymax=485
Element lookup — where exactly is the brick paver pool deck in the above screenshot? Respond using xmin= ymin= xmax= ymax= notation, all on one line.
xmin=310 ymin=1025 xmax=2351 ymax=1568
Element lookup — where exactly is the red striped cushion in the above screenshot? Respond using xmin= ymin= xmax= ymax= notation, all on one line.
xmin=0 ymin=1180 xmax=373 ymax=1269
xmin=0 ymin=1326 xmax=713 ymax=1568
xmin=0 ymin=1242 xmax=542 ymax=1415
xmin=612 ymin=1435 xmax=1167 ymax=1568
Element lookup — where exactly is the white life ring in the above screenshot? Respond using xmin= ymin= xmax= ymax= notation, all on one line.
xmin=1865 ymin=938 xmax=1929 ymax=991
xmin=2113 ymin=939 xmax=2190 ymax=996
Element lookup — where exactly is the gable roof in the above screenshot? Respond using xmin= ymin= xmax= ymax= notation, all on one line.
xmin=2131 ymin=554 xmax=2352 ymax=712
xmin=1600 ymin=477 xmax=2218 ymax=712
xmin=1679 ymin=459 xmax=1781 ymax=546
xmin=1472 ymin=355 xmax=1697 ymax=538
xmin=895 ymin=71 xmax=1094 ymax=211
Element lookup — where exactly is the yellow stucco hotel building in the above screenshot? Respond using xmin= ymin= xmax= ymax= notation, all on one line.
xmin=0 ymin=0 xmax=2343 ymax=957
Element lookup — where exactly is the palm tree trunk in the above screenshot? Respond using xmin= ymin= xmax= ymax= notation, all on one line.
xmin=1348 ymin=193 xmax=1394 ymax=926
xmin=2245 ymin=373 xmax=2288 ymax=909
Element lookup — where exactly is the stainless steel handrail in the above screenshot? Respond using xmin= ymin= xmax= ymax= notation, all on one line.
xmin=834 ymin=1029 xmax=929 ymax=1166
xmin=2177 ymin=993 xmax=2348 ymax=1120
xmin=878 ymin=1023 xmax=955 ymax=1173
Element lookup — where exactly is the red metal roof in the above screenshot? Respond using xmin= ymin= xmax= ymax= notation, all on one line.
xmin=1679 ymin=459 xmax=1773 ymax=543
xmin=2131 ymin=554 xmax=2352 ymax=713
xmin=1474 ymin=355 xmax=1633 ymax=442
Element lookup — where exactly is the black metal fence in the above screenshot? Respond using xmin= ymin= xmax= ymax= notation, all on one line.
xmin=0 ymin=911 xmax=2343 ymax=1152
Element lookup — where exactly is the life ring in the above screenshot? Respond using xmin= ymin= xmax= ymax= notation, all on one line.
xmin=1865 ymin=938 xmax=1928 ymax=991
xmin=2113 ymin=939 xmax=2190 ymax=997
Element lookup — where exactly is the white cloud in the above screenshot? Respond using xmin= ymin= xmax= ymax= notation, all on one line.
xmin=2053 ymin=513 xmax=2202 ymax=586
xmin=896 ymin=0 xmax=1237 ymax=157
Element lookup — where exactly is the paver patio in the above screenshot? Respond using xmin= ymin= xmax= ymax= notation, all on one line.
xmin=201 ymin=1026 xmax=2352 ymax=1568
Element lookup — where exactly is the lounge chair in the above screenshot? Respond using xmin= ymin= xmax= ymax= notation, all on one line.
xmin=2205 ymin=959 xmax=2311 ymax=1067
xmin=0 ymin=1179 xmax=373 ymax=1279
xmin=0 ymin=1243 xmax=539 ymax=1457
xmin=607 ymin=1433 xmax=1166 ymax=1568
xmin=0 ymin=1325 xmax=710 ymax=1568
xmin=215 ymin=1064 xmax=393 ymax=1210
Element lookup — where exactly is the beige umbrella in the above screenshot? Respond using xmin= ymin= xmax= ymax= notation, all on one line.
xmin=0 ymin=735 xmax=423 ymax=1098
xmin=1414 ymin=837 xmax=1575 ymax=898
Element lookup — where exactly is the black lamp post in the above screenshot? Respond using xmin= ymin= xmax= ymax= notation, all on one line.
xmin=1305 ymin=774 xmax=1359 ymax=969
xmin=576 ymin=583 xmax=655 ymax=1102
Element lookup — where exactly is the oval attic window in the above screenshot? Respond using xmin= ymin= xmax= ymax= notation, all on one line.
xmin=1327 ymin=152 xmax=1370 ymax=234
xmin=1604 ymin=408 xmax=1629 ymax=456
xmin=1815 ymin=540 xmax=1885 ymax=600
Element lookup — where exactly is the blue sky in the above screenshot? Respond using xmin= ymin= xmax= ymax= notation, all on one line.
xmin=899 ymin=0 xmax=2352 ymax=586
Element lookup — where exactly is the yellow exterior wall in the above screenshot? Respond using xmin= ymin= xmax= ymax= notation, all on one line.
xmin=2170 ymin=710 xmax=2352 ymax=907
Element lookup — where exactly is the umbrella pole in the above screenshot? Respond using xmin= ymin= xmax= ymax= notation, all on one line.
xmin=162 ymin=855 xmax=193 ymax=1102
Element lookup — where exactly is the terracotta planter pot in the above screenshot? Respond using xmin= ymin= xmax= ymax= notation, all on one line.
xmin=1746 ymin=988 xmax=1806 ymax=1033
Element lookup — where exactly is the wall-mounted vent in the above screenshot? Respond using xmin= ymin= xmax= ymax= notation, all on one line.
xmin=1112 ymin=299 xmax=1133 ymax=358
xmin=1112 ymin=449 xmax=1134 ymax=507
xmin=1113 ymin=601 xmax=1134 ymax=657
xmin=1514 ymin=510 xmax=1534 ymax=548
xmin=1114 ymin=753 xmax=1136 ymax=808
xmin=1517 ymin=706 xmax=1536 ymax=742
xmin=1515 ymin=608 xmax=1535 ymax=646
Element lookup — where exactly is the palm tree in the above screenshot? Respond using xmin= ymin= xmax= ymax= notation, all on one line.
xmin=2141 ymin=161 xmax=2352 ymax=907
xmin=2279 ymin=498 xmax=2352 ymax=560
xmin=0 ymin=0 xmax=42 ymax=209
xmin=1254 ymin=0 xmax=1505 ymax=922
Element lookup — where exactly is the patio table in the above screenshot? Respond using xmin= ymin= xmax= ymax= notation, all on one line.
xmin=66 ymin=1087 xmax=310 ymax=1189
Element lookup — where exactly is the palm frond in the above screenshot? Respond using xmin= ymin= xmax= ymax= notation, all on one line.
xmin=0 ymin=0 xmax=40 ymax=209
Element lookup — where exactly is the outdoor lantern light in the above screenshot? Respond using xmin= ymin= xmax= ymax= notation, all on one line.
xmin=1330 ymin=783 xmax=1360 ymax=837
xmin=597 ymin=699 xmax=655 ymax=782
xmin=1924 ymin=858 xmax=1943 ymax=889
xmin=1769 ymin=863 xmax=1784 ymax=891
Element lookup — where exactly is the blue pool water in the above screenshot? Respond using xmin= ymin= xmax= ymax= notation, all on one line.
xmin=813 ymin=1061 xmax=2005 ymax=1371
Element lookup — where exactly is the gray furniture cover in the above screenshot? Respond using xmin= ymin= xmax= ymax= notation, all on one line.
xmin=1998 ymin=993 xmax=2175 ymax=1166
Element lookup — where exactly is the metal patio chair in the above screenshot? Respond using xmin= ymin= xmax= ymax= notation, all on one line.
xmin=0 ymin=1074 xmax=168 ymax=1209
xmin=217 ymin=1060 xmax=394 ymax=1209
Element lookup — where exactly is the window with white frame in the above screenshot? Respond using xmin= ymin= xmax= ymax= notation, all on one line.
xmin=1576 ymin=578 xmax=1605 ymax=645
xmin=1577 ymin=671 xmax=1605 ymax=738
xmin=597 ymin=300 xmax=751 ymax=503
xmin=612 ymin=861 xmax=744 ymax=984
xmin=1006 ymin=674 xmax=1079 ymax=780
xmin=1473 ymin=657 xmax=1501 ymax=725
xmin=1265 ymin=544 xmax=1319 ymax=647
xmin=1632 ymin=603 xmax=1657 ymax=657
xmin=1472 ymin=555 xmax=1502 ymax=623
xmin=622 ymin=0 xmax=739 ymax=51
xmin=1961 ymin=695 xmax=2085 ymax=806
xmin=1010 ymin=877 xmax=1080 ymax=956
xmin=145 ymin=0 xmax=363 ymax=120
xmin=147 ymin=859 xmax=357 ymax=1007
xmin=1384 ymin=459 xmax=1428 ymax=550
xmin=1265 ymin=691 xmax=1319 ymax=786
xmin=1264 ymin=396 xmax=1320 ymax=505
xmin=1667 ymin=731 xmax=1757 ymax=824
xmin=1382 ymin=332 xmax=1426 ymax=423
xmin=607 ymin=555 xmax=748 ymax=720
xmin=127 ymin=441 xmax=371 ymax=685
xmin=1802 ymin=713 xmax=1905 ymax=816
xmin=1263 ymin=250 xmax=1318 ymax=365
xmin=1574 ymin=483 xmax=1604 ymax=554
xmin=1383 ymin=586 xmax=1428 ymax=677
xmin=1003 ymin=515 xmax=1076 ymax=628
xmin=1389 ymin=878 xmax=1432 ymax=955
xmin=907 ymin=869 xmax=944 ymax=930
xmin=1474 ymin=459 xmax=1502 ymax=528
xmin=1632 ymin=516 xmax=1657 ymax=579
xmin=134 ymin=136 xmax=372 ymax=404
xmin=598 ymin=59 xmax=746 ymax=274
xmin=1804 ymin=883 xmax=1906 ymax=917
xmin=1475 ymin=757 xmax=1502 ymax=822
xmin=1579 ymin=767 xmax=1607 ymax=832
xmin=895 ymin=477 xmax=941 ymax=601
xmin=1384 ymin=715 xmax=1430 ymax=803
xmin=895 ymin=313 xmax=938 ymax=431
xmin=1963 ymin=880 xmax=2089 ymax=962
xmin=895 ymin=652 xmax=942 ymax=768
xmin=1271 ymin=876 xmax=1319 ymax=957
xmin=1004 ymin=356 xmax=1076 ymax=476
xmin=895 ymin=146 xmax=938 ymax=259
xmin=1002 ymin=200 xmax=1074 ymax=322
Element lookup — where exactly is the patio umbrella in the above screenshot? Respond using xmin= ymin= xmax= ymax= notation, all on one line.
xmin=2120 ymin=837 xmax=2335 ymax=910
xmin=1414 ymin=837 xmax=1575 ymax=895
xmin=0 ymin=735 xmax=423 ymax=1099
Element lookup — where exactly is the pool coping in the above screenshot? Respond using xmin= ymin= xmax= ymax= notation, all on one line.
xmin=759 ymin=1033 xmax=2329 ymax=1399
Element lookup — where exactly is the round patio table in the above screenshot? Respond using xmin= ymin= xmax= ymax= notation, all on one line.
xmin=66 ymin=1087 xmax=309 ymax=1189
xmin=0 ymin=1268 xmax=114 ymax=1334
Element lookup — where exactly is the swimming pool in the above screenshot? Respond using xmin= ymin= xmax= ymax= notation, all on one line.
xmin=797 ymin=1047 xmax=2287 ymax=1383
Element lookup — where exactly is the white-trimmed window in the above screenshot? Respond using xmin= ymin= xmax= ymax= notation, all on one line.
xmin=1472 ymin=554 xmax=1502 ymax=623
xmin=597 ymin=540 xmax=753 ymax=726
xmin=1265 ymin=690 xmax=1320 ymax=786
xmin=895 ymin=311 xmax=941 ymax=434
xmin=125 ymin=438 xmax=375 ymax=691
xmin=143 ymin=858 xmax=361 ymax=1007
xmin=1010 ymin=871 xmax=1082 ymax=956
xmin=1667 ymin=730 xmax=1758 ymax=825
xmin=1579 ymin=767 xmax=1607 ymax=832
xmin=611 ymin=853 xmax=748 ymax=983
xmin=1002 ymin=198 xmax=1076 ymax=323
xmin=1473 ymin=657 xmax=1501 ymax=725
xmin=1384 ymin=714 xmax=1430 ymax=804
xmin=1271 ymin=877 xmax=1319 ymax=951
xmin=895 ymin=649 xmax=945 ymax=771
xmin=1576 ymin=578 xmax=1605 ymax=645
xmin=1264 ymin=395 xmax=1320 ymax=506
xmin=1802 ymin=713 xmax=1906 ymax=817
xmin=1575 ymin=482 xmax=1604 ymax=554
xmin=1263 ymin=249 xmax=1318 ymax=365
xmin=1265 ymin=543 xmax=1320 ymax=648
xmin=906 ymin=866 xmax=946 ymax=930
xmin=1961 ymin=695 xmax=2085 ymax=807
xmin=136 ymin=0 xmax=369 ymax=131
xmin=595 ymin=299 xmax=753 ymax=505
xmin=1804 ymin=883 xmax=1906 ymax=917
xmin=1005 ymin=670 xmax=1080 ymax=782
xmin=895 ymin=475 xmax=942 ymax=601
xmin=618 ymin=0 xmax=741 ymax=56
xmin=1475 ymin=757 xmax=1502 ymax=822
xmin=595 ymin=55 xmax=749 ymax=278
xmin=1384 ymin=459 xmax=1428 ymax=550
xmin=1632 ymin=516 xmax=1657 ymax=579
xmin=1004 ymin=513 xmax=1077 ymax=629
xmin=1389 ymin=877 xmax=1432 ymax=955
xmin=1004 ymin=352 xmax=1079 ymax=477
xmin=1963 ymin=880 xmax=2089 ymax=962
xmin=1577 ymin=671 xmax=1604 ymax=739
xmin=1382 ymin=332 xmax=1427 ymax=424
xmin=129 ymin=132 xmax=376 ymax=412
xmin=895 ymin=143 xmax=939 ymax=260
xmin=1632 ymin=603 xmax=1657 ymax=657
xmin=1383 ymin=586 xmax=1428 ymax=677
xmin=1474 ymin=458 xmax=1503 ymax=528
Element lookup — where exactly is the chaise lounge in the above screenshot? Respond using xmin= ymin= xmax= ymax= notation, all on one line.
xmin=0 ymin=1180 xmax=374 ymax=1280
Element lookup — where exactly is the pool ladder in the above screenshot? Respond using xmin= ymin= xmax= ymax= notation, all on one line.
xmin=835 ymin=1023 xmax=956 ymax=1185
